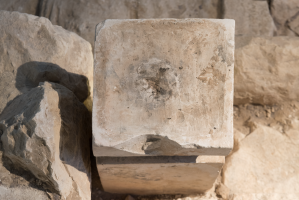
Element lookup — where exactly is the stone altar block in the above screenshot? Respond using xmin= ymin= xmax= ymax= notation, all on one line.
xmin=93 ymin=19 xmax=234 ymax=157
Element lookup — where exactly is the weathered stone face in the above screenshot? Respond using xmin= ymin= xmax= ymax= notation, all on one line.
xmin=234 ymin=36 xmax=299 ymax=105
xmin=93 ymin=19 xmax=234 ymax=157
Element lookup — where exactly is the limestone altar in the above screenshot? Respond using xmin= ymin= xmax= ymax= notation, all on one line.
xmin=93 ymin=18 xmax=234 ymax=194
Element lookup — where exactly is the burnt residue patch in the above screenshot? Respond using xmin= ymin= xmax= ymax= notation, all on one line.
xmin=134 ymin=58 xmax=177 ymax=109
xmin=217 ymin=45 xmax=226 ymax=63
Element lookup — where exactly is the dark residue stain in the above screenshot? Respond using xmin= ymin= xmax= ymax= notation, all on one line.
xmin=135 ymin=59 xmax=176 ymax=108
xmin=217 ymin=45 xmax=226 ymax=63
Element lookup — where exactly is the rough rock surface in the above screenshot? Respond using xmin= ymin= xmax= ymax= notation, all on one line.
xmin=39 ymin=0 xmax=138 ymax=49
xmin=234 ymin=36 xmax=299 ymax=105
xmin=0 ymin=11 xmax=93 ymax=113
xmin=138 ymin=0 xmax=220 ymax=19
xmin=93 ymin=19 xmax=234 ymax=157
xmin=0 ymin=82 xmax=91 ymax=200
xmin=0 ymin=0 xmax=39 ymax=15
xmin=0 ymin=186 xmax=49 ymax=200
xmin=224 ymin=0 xmax=276 ymax=36
xmin=38 ymin=0 xmax=221 ymax=49
xmin=223 ymin=124 xmax=299 ymax=200
xmin=0 ymin=146 xmax=52 ymax=200
xmin=270 ymin=0 xmax=299 ymax=36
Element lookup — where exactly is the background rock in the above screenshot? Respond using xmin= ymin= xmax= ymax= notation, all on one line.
xmin=270 ymin=0 xmax=299 ymax=36
xmin=38 ymin=0 xmax=220 ymax=49
xmin=234 ymin=36 xmax=299 ymax=105
xmin=0 ymin=0 xmax=39 ymax=15
xmin=0 ymin=11 xmax=93 ymax=113
xmin=38 ymin=0 xmax=138 ymax=49
xmin=0 ymin=82 xmax=91 ymax=200
xmin=223 ymin=124 xmax=299 ymax=200
xmin=224 ymin=0 xmax=276 ymax=36
xmin=138 ymin=0 xmax=220 ymax=19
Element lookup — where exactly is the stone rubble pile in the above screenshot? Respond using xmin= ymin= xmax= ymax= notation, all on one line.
xmin=0 ymin=0 xmax=299 ymax=200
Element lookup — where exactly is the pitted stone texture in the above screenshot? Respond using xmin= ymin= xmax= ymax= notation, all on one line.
xmin=234 ymin=36 xmax=299 ymax=105
xmin=97 ymin=156 xmax=224 ymax=195
xmin=93 ymin=19 xmax=234 ymax=157
xmin=224 ymin=0 xmax=276 ymax=36
xmin=0 ymin=11 xmax=93 ymax=113
xmin=0 ymin=82 xmax=91 ymax=200
xmin=39 ymin=0 xmax=137 ymax=49
xmin=0 ymin=0 xmax=39 ymax=15
xmin=270 ymin=0 xmax=299 ymax=36
xmin=138 ymin=0 xmax=220 ymax=19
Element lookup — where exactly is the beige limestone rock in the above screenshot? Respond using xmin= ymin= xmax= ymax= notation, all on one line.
xmin=39 ymin=0 xmax=137 ymax=49
xmin=270 ymin=0 xmax=299 ymax=36
xmin=0 ymin=82 xmax=91 ymax=200
xmin=234 ymin=36 xmax=299 ymax=105
xmin=138 ymin=0 xmax=220 ymax=19
xmin=97 ymin=156 xmax=224 ymax=195
xmin=224 ymin=0 xmax=276 ymax=36
xmin=93 ymin=19 xmax=234 ymax=157
xmin=0 ymin=11 xmax=93 ymax=113
xmin=0 ymin=0 xmax=39 ymax=15
xmin=223 ymin=125 xmax=299 ymax=200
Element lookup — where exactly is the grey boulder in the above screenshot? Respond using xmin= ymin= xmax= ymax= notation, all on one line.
xmin=0 ymin=82 xmax=91 ymax=200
